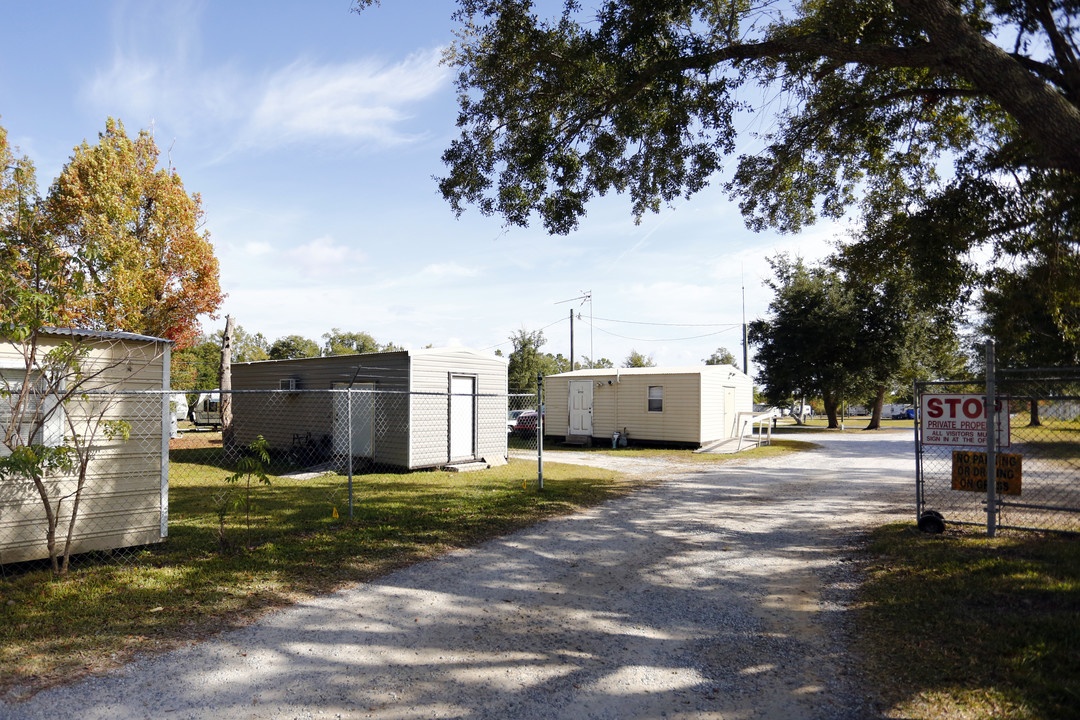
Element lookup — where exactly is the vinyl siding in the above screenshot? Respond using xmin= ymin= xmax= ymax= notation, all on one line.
xmin=699 ymin=371 xmax=729 ymax=442
xmin=232 ymin=349 xmax=507 ymax=470
xmin=0 ymin=333 xmax=169 ymax=564
xmin=409 ymin=349 xmax=508 ymax=468
xmin=232 ymin=353 xmax=411 ymax=468
xmin=545 ymin=379 xmax=571 ymax=436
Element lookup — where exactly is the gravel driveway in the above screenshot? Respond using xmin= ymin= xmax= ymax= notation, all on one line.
xmin=0 ymin=430 xmax=914 ymax=720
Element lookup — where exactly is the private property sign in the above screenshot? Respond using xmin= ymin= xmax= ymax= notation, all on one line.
xmin=919 ymin=394 xmax=1010 ymax=447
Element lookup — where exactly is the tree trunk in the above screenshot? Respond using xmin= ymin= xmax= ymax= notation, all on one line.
xmin=220 ymin=315 xmax=235 ymax=451
xmin=60 ymin=461 xmax=91 ymax=576
xmin=865 ymin=384 xmax=886 ymax=430
xmin=823 ymin=392 xmax=840 ymax=428
xmin=1029 ymin=397 xmax=1042 ymax=427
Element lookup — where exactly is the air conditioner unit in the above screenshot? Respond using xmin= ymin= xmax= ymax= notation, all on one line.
xmin=279 ymin=378 xmax=297 ymax=391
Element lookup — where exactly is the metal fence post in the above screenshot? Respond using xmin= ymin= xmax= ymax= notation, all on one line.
xmin=347 ymin=386 xmax=354 ymax=520
xmin=914 ymin=379 xmax=922 ymax=522
xmin=537 ymin=373 xmax=544 ymax=491
xmin=986 ymin=341 xmax=997 ymax=537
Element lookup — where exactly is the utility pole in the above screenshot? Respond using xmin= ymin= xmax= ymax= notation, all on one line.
xmin=742 ymin=271 xmax=749 ymax=375
xmin=556 ymin=291 xmax=592 ymax=367
xmin=569 ymin=308 xmax=574 ymax=370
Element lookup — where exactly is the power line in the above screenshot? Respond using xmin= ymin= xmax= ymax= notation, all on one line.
xmin=480 ymin=316 xmax=569 ymax=352
xmin=587 ymin=322 xmax=739 ymax=343
xmin=590 ymin=315 xmax=741 ymax=328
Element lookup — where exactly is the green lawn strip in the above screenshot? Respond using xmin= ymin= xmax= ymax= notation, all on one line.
xmin=855 ymin=524 xmax=1080 ymax=720
xmin=770 ymin=418 xmax=915 ymax=432
xmin=0 ymin=459 xmax=623 ymax=697
xmin=539 ymin=438 xmax=821 ymax=462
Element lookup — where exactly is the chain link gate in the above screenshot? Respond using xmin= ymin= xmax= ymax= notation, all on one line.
xmin=916 ymin=365 xmax=1080 ymax=534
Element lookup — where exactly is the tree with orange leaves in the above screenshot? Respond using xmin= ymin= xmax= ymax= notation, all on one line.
xmin=45 ymin=118 xmax=223 ymax=348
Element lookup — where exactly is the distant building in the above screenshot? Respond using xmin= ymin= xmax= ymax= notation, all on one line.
xmin=544 ymin=365 xmax=754 ymax=447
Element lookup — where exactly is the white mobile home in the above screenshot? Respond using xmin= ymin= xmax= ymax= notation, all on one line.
xmin=231 ymin=347 xmax=508 ymax=470
xmin=544 ymin=365 xmax=754 ymax=447
xmin=0 ymin=328 xmax=172 ymax=564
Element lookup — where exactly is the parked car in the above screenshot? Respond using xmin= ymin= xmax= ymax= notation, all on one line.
xmin=891 ymin=407 xmax=917 ymax=420
xmin=507 ymin=409 xmax=527 ymax=434
xmin=513 ymin=410 xmax=543 ymax=437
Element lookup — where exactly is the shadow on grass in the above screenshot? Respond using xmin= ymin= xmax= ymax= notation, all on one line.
xmin=857 ymin=524 xmax=1080 ymax=719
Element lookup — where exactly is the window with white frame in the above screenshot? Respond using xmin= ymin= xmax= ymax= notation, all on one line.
xmin=0 ymin=370 xmax=65 ymax=453
xmin=647 ymin=385 xmax=663 ymax=413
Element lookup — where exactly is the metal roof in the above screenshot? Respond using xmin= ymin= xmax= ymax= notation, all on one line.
xmin=39 ymin=327 xmax=172 ymax=344
xmin=234 ymin=346 xmax=504 ymax=366
xmin=547 ymin=365 xmax=747 ymax=378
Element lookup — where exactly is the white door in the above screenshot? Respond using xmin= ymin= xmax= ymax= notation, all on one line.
xmin=450 ymin=375 xmax=476 ymax=461
xmin=724 ymin=386 xmax=737 ymax=438
xmin=569 ymin=379 xmax=593 ymax=436
xmin=333 ymin=383 xmax=374 ymax=457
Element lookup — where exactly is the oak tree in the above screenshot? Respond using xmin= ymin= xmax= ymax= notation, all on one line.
xmin=321 ymin=328 xmax=402 ymax=356
xmin=507 ymin=328 xmax=571 ymax=391
xmin=432 ymin=0 xmax=1080 ymax=321
xmin=622 ymin=349 xmax=656 ymax=368
xmin=749 ymin=257 xmax=863 ymax=428
xmin=269 ymin=334 xmax=321 ymax=360
xmin=704 ymin=347 xmax=738 ymax=366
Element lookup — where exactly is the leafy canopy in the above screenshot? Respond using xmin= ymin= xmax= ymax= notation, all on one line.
xmin=704 ymin=347 xmax=738 ymax=366
xmin=2 ymin=118 xmax=223 ymax=348
xmin=431 ymin=0 xmax=1080 ymax=330
xmin=623 ymin=349 xmax=656 ymax=368
xmin=439 ymin=0 xmax=1080 ymax=233
xmin=507 ymin=328 xmax=572 ymax=390
xmin=269 ymin=335 xmax=321 ymax=360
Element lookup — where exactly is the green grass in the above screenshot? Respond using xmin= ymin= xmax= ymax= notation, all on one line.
xmin=770 ymin=417 xmax=915 ymax=431
xmin=856 ymin=524 xmax=1080 ymax=719
xmin=539 ymin=438 xmax=821 ymax=462
xmin=0 ymin=458 xmax=625 ymax=698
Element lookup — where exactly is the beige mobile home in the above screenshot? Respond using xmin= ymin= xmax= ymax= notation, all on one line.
xmin=231 ymin=347 xmax=508 ymax=470
xmin=0 ymin=329 xmax=172 ymax=564
xmin=544 ymin=365 xmax=754 ymax=447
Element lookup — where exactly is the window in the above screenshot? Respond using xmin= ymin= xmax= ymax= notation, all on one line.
xmin=648 ymin=385 xmax=663 ymax=413
xmin=0 ymin=370 xmax=65 ymax=452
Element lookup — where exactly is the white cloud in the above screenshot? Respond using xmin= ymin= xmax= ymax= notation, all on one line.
xmin=243 ymin=241 xmax=273 ymax=257
xmin=241 ymin=49 xmax=450 ymax=150
xmin=285 ymin=236 xmax=366 ymax=278
xmin=415 ymin=262 xmax=481 ymax=279
xmin=83 ymin=9 xmax=450 ymax=155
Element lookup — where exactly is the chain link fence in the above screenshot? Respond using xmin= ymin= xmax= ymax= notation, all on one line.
xmin=1 ymin=388 xmax=541 ymax=573
xmin=916 ymin=369 xmax=1080 ymax=534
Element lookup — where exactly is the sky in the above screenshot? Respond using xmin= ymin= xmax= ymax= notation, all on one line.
xmin=0 ymin=0 xmax=843 ymax=372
